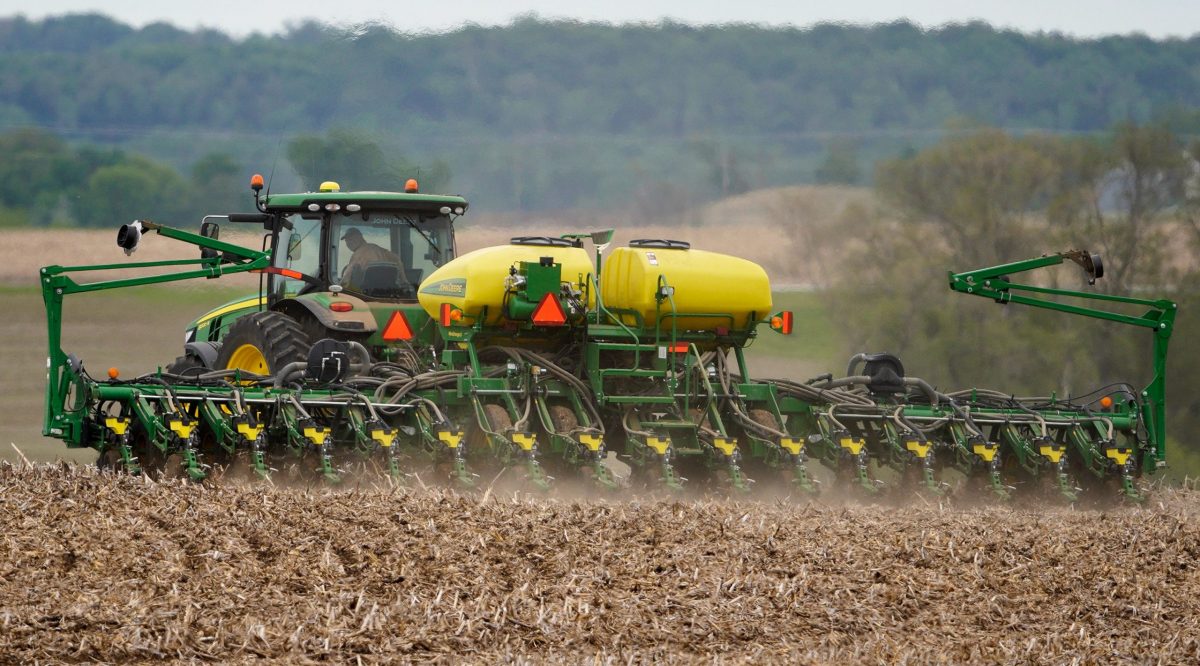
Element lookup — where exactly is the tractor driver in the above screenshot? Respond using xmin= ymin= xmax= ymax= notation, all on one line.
xmin=339 ymin=227 xmax=407 ymax=291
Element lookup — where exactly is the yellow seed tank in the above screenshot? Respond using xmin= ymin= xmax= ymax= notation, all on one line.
xmin=417 ymin=243 xmax=595 ymax=325
xmin=600 ymin=243 xmax=772 ymax=331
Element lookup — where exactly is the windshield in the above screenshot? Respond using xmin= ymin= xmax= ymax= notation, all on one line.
xmin=268 ymin=212 xmax=454 ymax=301
xmin=331 ymin=213 xmax=454 ymax=299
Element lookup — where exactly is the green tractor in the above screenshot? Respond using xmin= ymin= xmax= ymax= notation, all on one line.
xmin=174 ymin=177 xmax=461 ymax=381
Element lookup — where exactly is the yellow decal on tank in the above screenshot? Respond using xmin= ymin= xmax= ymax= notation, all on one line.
xmin=419 ymin=278 xmax=467 ymax=296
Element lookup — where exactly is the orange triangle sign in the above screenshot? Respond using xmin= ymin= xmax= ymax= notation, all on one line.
xmin=382 ymin=310 xmax=414 ymax=341
xmin=531 ymin=292 xmax=567 ymax=326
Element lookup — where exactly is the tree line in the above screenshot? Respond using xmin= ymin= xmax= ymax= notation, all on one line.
xmin=1 ymin=14 xmax=1199 ymax=210
xmin=0 ymin=127 xmax=440 ymax=228
xmin=3 ymin=14 xmax=1198 ymax=135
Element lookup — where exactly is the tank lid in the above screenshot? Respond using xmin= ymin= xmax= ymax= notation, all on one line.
xmin=630 ymin=239 xmax=690 ymax=250
xmin=510 ymin=236 xmax=583 ymax=248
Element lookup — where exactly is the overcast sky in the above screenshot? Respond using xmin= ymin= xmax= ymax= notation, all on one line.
xmin=1 ymin=0 xmax=1197 ymax=38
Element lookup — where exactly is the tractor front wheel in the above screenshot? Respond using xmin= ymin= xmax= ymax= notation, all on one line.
xmin=214 ymin=311 xmax=310 ymax=379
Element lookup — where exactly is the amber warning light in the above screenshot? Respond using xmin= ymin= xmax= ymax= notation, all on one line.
xmin=440 ymin=303 xmax=464 ymax=327
xmin=770 ymin=311 xmax=793 ymax=335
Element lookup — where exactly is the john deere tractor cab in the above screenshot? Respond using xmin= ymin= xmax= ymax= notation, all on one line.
xmin=178 ymin=177 xmax=466 ymax=377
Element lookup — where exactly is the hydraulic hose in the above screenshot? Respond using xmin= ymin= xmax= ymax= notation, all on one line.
xmin=273 ymin=361 xmax=308 ymax=388
xmin=845 ymin=353 xmax=870 ymax=377
xmin=903 ymin=377 xmax=940 ymax=407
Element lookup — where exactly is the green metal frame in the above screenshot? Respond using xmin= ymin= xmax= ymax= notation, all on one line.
xmin=40 ymin=221 xmax=272 ymax=442
xmin=948 ymin=250 xmax=1176 ymax=466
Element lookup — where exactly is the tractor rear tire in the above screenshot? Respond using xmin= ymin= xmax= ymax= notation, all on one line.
xmin=214 ymin=311 xmax=310 ymax=378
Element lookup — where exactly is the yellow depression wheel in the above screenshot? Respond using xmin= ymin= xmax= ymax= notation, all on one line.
xmin=226 ymin=344 xmax=269 ymax=374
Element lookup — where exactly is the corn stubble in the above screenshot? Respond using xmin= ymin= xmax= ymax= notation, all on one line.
xmin=0 ymin=464 xmax=1197 ymax=663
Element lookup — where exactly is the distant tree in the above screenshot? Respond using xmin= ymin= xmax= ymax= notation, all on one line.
xmin=829 ymin=123 xmax=1200 ymax=458
xmin=78 ymin=156 xmax=189 ymax=227
xmin=690 ymin=139 xmax=750 ymax=197
xmin=874 ymin=129 xmax=1059 ymax=267
xmin=828 ymin=129 xmax=1117 ymax=397
xmin=190 ymin=152 xmax=247 ymax=213
xmin=814 ymin=140 xmax=862 ymax=185
xmin=5 ymin=17 xmax=1200 ymax=210
xmin=286 ymin=129 xmax=450 ymax=193
xmin=0 ymin=129 xmax=78 ymax=209
xmin=1051 ymin=121 xmax=1189 ymax=295
xmin=191 ymin=152 xmax=239 ymax=186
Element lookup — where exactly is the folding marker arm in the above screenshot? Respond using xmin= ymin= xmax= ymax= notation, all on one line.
xmin=948 ymin=250 xmax=1177 ymax=464
xmin=40 ymin=220 xmax=273 ymax=439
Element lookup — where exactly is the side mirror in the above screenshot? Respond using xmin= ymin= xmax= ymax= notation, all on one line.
xmin=287 ymin=236 xmax=303 ymax=261
xmin=199 ymin=221 xmax=220 ymax=260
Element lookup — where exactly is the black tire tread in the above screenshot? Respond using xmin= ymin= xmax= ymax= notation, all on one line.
xmin=215 ymin=311 xmax=311 ymax=375
xmin=165 ymin=354 xmax=206 ymax=377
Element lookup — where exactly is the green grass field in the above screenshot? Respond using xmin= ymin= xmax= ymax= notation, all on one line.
xmin=1 ymin=285 xmax=837 ymax=464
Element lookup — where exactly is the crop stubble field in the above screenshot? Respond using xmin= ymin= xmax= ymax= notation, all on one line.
xmin=0 ymin=465 xmax=1197 ymax=663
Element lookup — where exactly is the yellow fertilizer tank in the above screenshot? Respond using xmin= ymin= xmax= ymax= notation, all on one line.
xmin=600 ymin=240 xmax=772 ymax=331
xmin=418 ymin=240 xmax=595 ymax=325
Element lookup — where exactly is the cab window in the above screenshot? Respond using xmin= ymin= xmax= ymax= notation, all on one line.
xmin=270 ymin=215 xmax=321 ymax=299
xmin=330 ymin=213 xmax=454 ymax=299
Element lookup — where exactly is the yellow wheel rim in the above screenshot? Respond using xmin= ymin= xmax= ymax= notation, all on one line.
xmin=227 ymin=343 xmax=269 ymax=375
